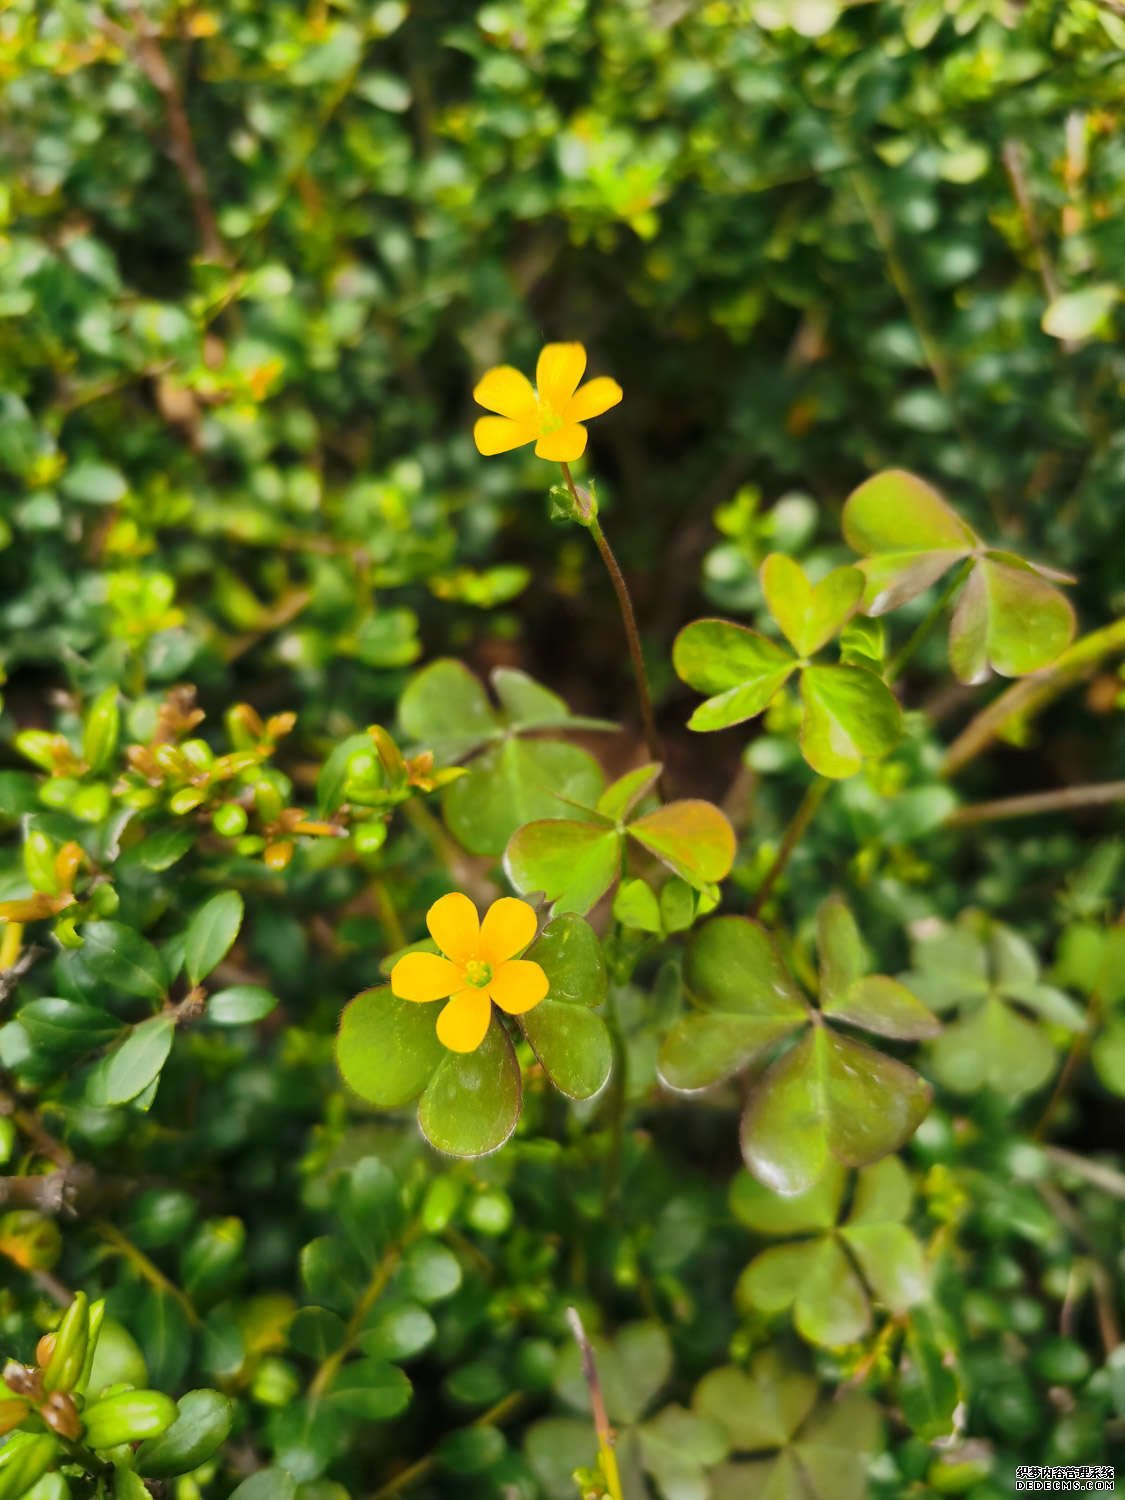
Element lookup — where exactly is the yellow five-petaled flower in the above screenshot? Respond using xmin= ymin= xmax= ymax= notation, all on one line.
xmin=473 ymin=341 xmax=622 ymax=463
xmin=390 ymin=893 xmax=549 ymax=1053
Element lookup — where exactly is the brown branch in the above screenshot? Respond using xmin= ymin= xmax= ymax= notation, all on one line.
xmin=118 ymin=4 xmax=227 ymax=263
xmin=0 ymin=1166 xmax=101 ymax=1217
xmin=1001 ymin=140 xmax=1070 ymax=346
xmin=946 ymin=780 xmax=1125 ymax=826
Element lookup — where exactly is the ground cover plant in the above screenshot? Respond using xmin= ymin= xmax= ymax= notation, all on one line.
xmin=1 ymin=1 xmax=1123 ymax=1497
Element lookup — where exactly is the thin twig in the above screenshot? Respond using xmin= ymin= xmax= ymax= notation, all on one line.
xmin=367 ymin=1390 xmax=529 ymax=1500
xmin=94 ymin=1220 xmax=201 ymax=1327
xmin=1043 ymin=1145 xmax=1125 ymax=1202
xmin=886 ymin=559 xmax=974 ymax=686
xmin=1002 ymin=140 xmax=1071 ymax=347
xmin=118 ymin=4 xmax=227 ymax=262
xmin=565 ymin=1308 xmax=624 ymax=1500
xmin=750 ymin=780 xmax=829 ymax=917
xmin=946 ymin=780 xmax=1125 ymax=827
xmin=308 ymin=1225 xmax=419 ymax=1401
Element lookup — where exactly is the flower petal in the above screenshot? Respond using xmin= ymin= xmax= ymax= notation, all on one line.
xmin=474 ymin=416 xmax=537 ymax=456
xmin=473 ymin=365 xmax=537 ymax=420
xmin=489 ymin=959 xmax=549 ymax=1016
xmin=436 ymin=990 xmax=492 ymax=1052
xmin=391 ymin=952 xmax=463 ymax=1003
xmin=427 ymin=892 xmax=481 ymax=965
xmin=536 ymin=342 xmax=587 ymax=410
xmin=534 ymin=424 xmax=588 ymax=462
xmin=566 ymin=376 xmax=623 ymax=424
xmin=480 ymin=896 xmax=538 ymax=964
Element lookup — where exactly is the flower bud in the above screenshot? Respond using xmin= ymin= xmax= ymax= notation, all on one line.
xmin=42 ymin=1291 xmax=88 ymax=1394
xmin=0 ymin=1398 xmax=28 ymax=1438
xmin=0 ymin=1432 xmax=58 ymax=1498
xmin=83 ymin=687 xmax=121 ymax=773
xmin=212 ymin=802 xmax=248 ymax=838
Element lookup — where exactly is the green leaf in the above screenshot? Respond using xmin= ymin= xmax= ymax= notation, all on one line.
xmin=597 ymin=763 xmax=662 ymax=822
xmin=613 ymin=877 xmax=663 ymax=933
xmin=228 ymin=1470 xmax=298 ymax=1500
xmin=845 ymin=1156 xmax=913 ymax=1225
xmin=928 ymin=995 xmax=1056 ymax=1097
xmin=741 ymin=1237 xmax=871 ymax=1347
xmin=898 ymin=1307 xmax=961 ymax=1440
xmin=760 ymin=555 xmax=863 ymax=657
xmin=1093 ymin=1018 xmax=1125 ymax=1096
xmin=504 ymin=817 xmax=621 ymax=915
xmin=628 ymin=799 xmax=736 ymax=889
xmin=1041 ymin=283 xmax=1119 ymax=341
xmin=18 ymin=997 xmax=123 ymax=1055
xmin=492 ymin=668 xmax=573 ymax=730
xmin=637 ymin=1404 xmax=730 ymax=1497
xmin=61 ymin=461 xmax=128 ymax=505
xmin=184 ymin=891 xmax=244 ymax=986
xmin=399 ymin=659 xmax=499 ymax=761
xmin=85 ymin=1016 xmax=176 ymax=1107
xmin=741 ymin=1028 xmax=931 ymax=1195
xmin=843 ymin=469 xmax=977 ymax=556
xmin=206 ymin=985 xmax=278 ymax=1026
xmin=58 ymin=921 xmax=168 ymax=1003
xmin=524 ymin=1418 xmax=599 ymax=1500
xmin=815 ymin=896 xmax=867 ymax=1004
xmin=949 ymin=555 xmax=1075 ymax=682
xmin=520 ymin=916 xmax=612 ymax=1100
xmin=840 ymin=1222 xmax=929 ymax=1311
xmin=336 ymin=987 xmax=445 ymax=1108
xmin=730 ymin=1161 xmax=845 ymax=1235
xmin=798 ymin=664 xmax=903 ymax=779
xmin=659 ymin=918 xmax=807 ymax=1092
xmin=822 ymin=976 xmax=940 ymax=1041
xmin=134 ymin=1285 xmax=192 ymax=1391
xmin=693 ymin=1352 xmax=817 ymax=1451
xmin=555 ymin=1322 xmax=672 ymax=1426
xmin=324 ymin=1359 xmax=412 ymax=1420
xmin=135 ymin=1389 xmax=234 ymax=1478
xmin=358 ymin=1303 xmax=435 ymax=1362
xmin=673 ymin=618 xmax=796 ymax=731
xmin=437 ymin=1424 xmax=506 ymax=1475
xmin=787 ymin=1390 xmax=884 ymax=1500
xmin=289 ymin=1308 xmax=346 ymax=1360
xmin=445 ymin=739 xmax=605 ymax=857
xmin=418 ymin=1020 xmax=522 ymax=1157
xmin=317 ymin=733 xmax=375 ymax=812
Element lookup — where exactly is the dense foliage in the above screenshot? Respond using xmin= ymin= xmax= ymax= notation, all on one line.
xmin=1 ymin=2 xmax=1123 ymax=1497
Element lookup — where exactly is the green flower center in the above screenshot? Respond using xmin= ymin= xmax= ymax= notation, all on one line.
xmin=537 ymin=397 xmax=564 ymax=434
xmin=464 ymin=959 xmax=492 ymax=988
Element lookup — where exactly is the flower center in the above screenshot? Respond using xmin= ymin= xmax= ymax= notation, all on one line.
xmin=536 ymin=397 xmax=564 ymax=435
xmin=464 ymin=959 xmax=492 ymax=988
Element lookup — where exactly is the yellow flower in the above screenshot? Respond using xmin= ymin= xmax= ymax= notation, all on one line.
xmin=473 ymin=342 xmax=623 ymax=463
xmin=390 ymin=893 xmax=549 ymax=1053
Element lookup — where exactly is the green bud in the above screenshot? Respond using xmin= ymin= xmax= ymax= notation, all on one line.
xmin=42 ymin=1292 xmax=88 ymax=1394
xmin=23 ymin=831 xmax=59 ymax=895
xmin=466 ymin=1190 xmax=512 ymax=1237
xmin=75 ymin=1298 xmax=106 ymax=1397
xmin=212 ymin=803 xmax=248 ymax=838
xmin=82 ymin=1389 xmax=177 ymax=1450
xmin=252 ymin=779 xmax=283 ymax=821
xmin=169 ymin=787 xmax=206 ymax=815
xmin=0 ymin=1118 xmax=15 ymax=1166
xmin=82 ymin=688 xmax=121 ymax=774
xmin=14 ymin=731 xmax=62 ymax=774
xmin=0 ymin=1433 xmax=58 ymax=1499
xmin=421 ymin=1177 xmax=463 ymax=1235
xmin=90 ymin=885 xmax=119 ymax=917
xmin=71 ymin=784 xmax=112 ymax=824
xmin=250 ymin=1357 xmax=300 ymax=1408
xmin=38 ymin=778 xmax=81 ymax=811
xmin=352 ymin=821 xmax=388 ymax=856
xmin=53 ymin=916 xmax=84 ymax=950
xmin=114 ymin=1468 xmax=150 ymax=1500
xmin=234 ymin=835 xmax=266 ymax=856
xmin=181 ymin=739 xmax=214 ymax=773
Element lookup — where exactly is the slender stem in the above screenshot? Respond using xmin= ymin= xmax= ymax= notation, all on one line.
xmin=1043 ymin=1145 xmax=1125 ymax=1202
xmin=750 ymin=780 xmax=829 ymax=918
xmin=566 ymin=1308 xmax=624 ymax=1500
xmin=885 ymin=558 xmax=974 ymax=686
xmin=947 ymin=780 xmax=1125 ymax=827
xmin=309 ymin=1225 xmax=418 ymax=1401
xmin=602 ymin=994 xmax=628 ymax=1214
xmin=560 ymin=464 xmax=661 ymax=768
xmin=95 ymin=1220 xmax=200 ymax=1327
xmin=368 ymin=1390 xmax=528 ymax=1500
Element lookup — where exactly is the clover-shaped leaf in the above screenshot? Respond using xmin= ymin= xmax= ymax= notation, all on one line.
xmin=843 ymin=469 xmax=1076 ymax=683
xmin=399 ymin=660 xmax=615 ymax=855
xmin=336 ymin=915 xmax=611 ymax=1151
xmin=904 ymin=911 xmax=1085 ymax=1099
xmin=659 ymin=899 xmax=936 ymax=1193
xmin=732 ymin=1155 xmax=929 ymax=1348
xmin=505 ymin=763 xmax=735 ymax=916
xmin=674 ymin=556 xmax=902 ymax=779
xmin=695 ymin=1351 xmax=883 ymax=1500
xmin=520 ymin=915 xmax=612 ymax=1100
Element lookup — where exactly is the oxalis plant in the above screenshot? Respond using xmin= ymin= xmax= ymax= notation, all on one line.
xmin=0 ymin=344 xmax=1116 ymax=1500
